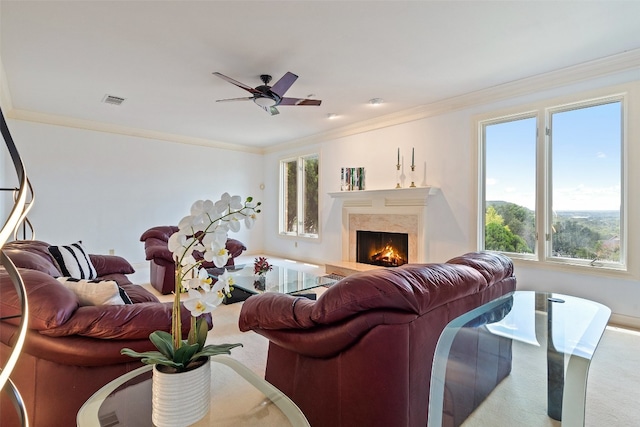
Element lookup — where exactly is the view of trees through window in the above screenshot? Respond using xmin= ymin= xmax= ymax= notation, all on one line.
xmin=281 ymin=154 xmax=319 ymax=237
xmin=482 ymin=99 xmax=622 ymax=265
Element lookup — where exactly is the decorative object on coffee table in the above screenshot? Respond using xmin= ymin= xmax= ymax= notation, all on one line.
xmin=253 ymin=256 xmax=272 ymax=291
xmin=121 ymin=192 xmax=261 ymax=427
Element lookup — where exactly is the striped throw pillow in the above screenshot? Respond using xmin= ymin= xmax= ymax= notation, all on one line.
xmin=48 ymin=242 xmax=97 ymax=280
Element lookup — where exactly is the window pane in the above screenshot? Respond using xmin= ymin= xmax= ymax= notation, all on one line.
xmin=484 ymin=117 xmax=537 ymax=254
xmin=302 ymin=155 xmax=319 ymax=235
xmin=283 ymin=159 xmax=298 ymax=233
xmin=550 ymin=101 xmax=621 ymax=263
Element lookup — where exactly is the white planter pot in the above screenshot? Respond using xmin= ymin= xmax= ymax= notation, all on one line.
xmin=152 ymin=357 xmax=211 ymax=427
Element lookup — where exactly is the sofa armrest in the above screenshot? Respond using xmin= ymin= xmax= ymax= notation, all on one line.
xmin=89 ymin=254 xmax=135 ymax=276
xmin=239 ymin=293 xmax=316 ymax=331
xmin=40 ymin=302 xmax=212 ymax=339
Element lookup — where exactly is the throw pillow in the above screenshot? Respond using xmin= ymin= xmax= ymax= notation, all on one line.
xmin=56 ymin=277 xmax=133 ymax=306
xmin=48 ymin=241 xmax=97 ymax=279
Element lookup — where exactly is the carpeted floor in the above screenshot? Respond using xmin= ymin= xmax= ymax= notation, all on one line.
xmin=461 ymin=325 xmax=640 ymax=426
xmin=144 ymin=282 xmax=640 ymax=426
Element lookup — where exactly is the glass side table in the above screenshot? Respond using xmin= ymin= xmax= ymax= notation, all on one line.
xmin=428 ymin=291 xmax=611 ymax=427
xmin=77 ymin=355 xmax=310 ymax=427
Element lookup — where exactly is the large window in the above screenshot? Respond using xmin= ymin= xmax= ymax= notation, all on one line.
xmin=480 ymin=95 xmax=624 ymax=269
xmin=280 ymin=153 xmax=319 ymax=238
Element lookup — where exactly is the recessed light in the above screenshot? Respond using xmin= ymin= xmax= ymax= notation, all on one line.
xmin=368 ymin=98 xmax=384 ymax=105
xmin=327 ymin=113 xmax=339 ymax=119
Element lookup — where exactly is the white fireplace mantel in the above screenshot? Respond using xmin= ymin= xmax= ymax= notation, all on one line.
xmin=329 ymin=186 xmax=439 ymax=264
xmin=328 ymin=186 xmax=438 ymax=207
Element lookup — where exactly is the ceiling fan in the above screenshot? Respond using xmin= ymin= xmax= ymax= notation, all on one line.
xmin=213 ymin=71 xmax=322 ymax=116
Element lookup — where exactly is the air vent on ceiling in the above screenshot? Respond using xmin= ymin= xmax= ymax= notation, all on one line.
xmin=102 ymin=94 xmax=126 ymax=105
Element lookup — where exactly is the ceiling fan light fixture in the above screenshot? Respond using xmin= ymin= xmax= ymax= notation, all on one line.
xmin=254 ymin=96 xmax=277 ymax=108
xmin=369 ymin=98 xmax=384 ymax=105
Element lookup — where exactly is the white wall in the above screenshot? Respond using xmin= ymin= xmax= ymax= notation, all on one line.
xmin=5 ymin=119 xmax=265 ymax=265
xmin=263 ymin=69 xmax=640 ymax=325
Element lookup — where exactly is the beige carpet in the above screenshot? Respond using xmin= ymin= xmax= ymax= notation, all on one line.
xmin=462 ymin=325 xmax=640 ymax=426
xmin=145 ymin=284 xmax=640 ymax=426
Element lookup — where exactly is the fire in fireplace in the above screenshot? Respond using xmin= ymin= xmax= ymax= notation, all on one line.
xmin=356 ymin=230 xmax=409 ymax=267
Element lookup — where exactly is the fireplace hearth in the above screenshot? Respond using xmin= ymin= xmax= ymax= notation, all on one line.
xmin=356 ymin=230 xmax=408 ymax=267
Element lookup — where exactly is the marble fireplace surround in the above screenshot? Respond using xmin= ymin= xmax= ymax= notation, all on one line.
xmin=329 ymin=187 xmax=437 ymax=267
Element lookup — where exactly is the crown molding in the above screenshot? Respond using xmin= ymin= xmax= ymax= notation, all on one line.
xmin=265 ymin=48 xmax=640 ymax=154
xmin=5 ymin=109 xmax=263 ymax=154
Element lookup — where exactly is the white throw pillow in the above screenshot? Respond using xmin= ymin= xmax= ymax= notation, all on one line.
xmin=56 ymin=277 xmax=128 ymax=306
xmin=48 ymin=241 xmax=97 ymax=279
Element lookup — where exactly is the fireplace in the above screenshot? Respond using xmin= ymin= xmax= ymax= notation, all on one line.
xmin=356 ymin=230 xmax=408 ymax=267
xmin=328 ymin=187 xmax=437 ymax=273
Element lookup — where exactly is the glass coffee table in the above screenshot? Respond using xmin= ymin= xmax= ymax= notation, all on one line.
xmin=428 ymin=291 xmax=611 ymax=427
xmin=77 ymin=355 xmax=310 ymax=427
xmin=220 ymin=263 xmax=338 ymax=304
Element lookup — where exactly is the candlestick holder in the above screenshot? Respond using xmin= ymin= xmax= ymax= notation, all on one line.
xmin=395 ymin=163 xmax=401 ymax=188
xmin=410 ymin=165 xmax=416 ymax=188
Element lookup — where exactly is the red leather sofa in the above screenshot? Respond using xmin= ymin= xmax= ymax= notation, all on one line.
xmin=140 ymin=225 xmax=247 ymax=294
xmin=239 ymin=252 xmax=516 ymax=427
xmin=0 ymin=240 xmax=202 ymax=427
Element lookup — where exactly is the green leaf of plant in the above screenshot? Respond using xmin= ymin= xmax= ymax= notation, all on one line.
xmin=173 ymin=343 xmax=200 ymax=366
xmin=195 ymin=317 xmax=209 ymax=351
xmin=194 ymin=343 xmax=243 ymax=358
xmin=149 ymin=331 xmax=175 ymax=359
xmin=120 ymin=348 xmax=165 ymax=359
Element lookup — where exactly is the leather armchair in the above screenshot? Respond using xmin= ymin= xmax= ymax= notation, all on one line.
xmin=0 ymin=240 xmax=209 ymax=427
xmin=239 ymin=252 xmax=516 ymax=427
xmin=140 ymin=226 xmax=247 ymax=294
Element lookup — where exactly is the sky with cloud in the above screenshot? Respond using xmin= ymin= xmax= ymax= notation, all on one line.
xmin=485 ymin=101 xmax=621 ymax=212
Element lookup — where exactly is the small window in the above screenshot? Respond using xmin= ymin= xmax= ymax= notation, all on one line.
xmin=280 ymin=153 xmax=319 ymax=238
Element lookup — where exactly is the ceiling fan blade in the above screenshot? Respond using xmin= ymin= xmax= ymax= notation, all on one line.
xmin=270 ymin=72 xmax=298 ymax=97
xmin=212 ymin=72 xmax=259 ymax=94
xmin=279 ymin=97 xmax=322 ymax=106
xmin=215 ymin=97 xmax=254 ymax=103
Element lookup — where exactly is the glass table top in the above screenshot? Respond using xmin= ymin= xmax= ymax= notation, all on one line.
xmin=220 ymin=263 xmax=338 ymax=296
xmin=77 ymin=355 xmax=310 ymax=427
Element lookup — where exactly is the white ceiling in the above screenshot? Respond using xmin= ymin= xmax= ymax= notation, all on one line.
xmin=2 ymin=1 xmax=640 ymax=150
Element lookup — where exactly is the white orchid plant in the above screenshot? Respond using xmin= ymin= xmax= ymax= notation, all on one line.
xmin=122 ymin=193 xmax=261 ymax=372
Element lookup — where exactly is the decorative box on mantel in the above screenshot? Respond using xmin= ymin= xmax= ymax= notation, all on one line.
xmin=328 ymin=187 xmax=439 ymax=274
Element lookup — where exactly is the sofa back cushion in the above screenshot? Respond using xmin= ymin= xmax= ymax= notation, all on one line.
xmin=3 ymin=247 xmax=61 ymax=276
xmin=2 ymin=240 xmax=61 ymax=276
xmin=310 ymin=262 xmax=488 ymax=325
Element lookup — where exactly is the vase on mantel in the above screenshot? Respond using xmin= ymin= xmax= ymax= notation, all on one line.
xmin=151 ymin=356 xmax=211 ymax=427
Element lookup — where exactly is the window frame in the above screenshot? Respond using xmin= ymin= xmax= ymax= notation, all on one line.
xmin=477 ymin=89 xmax=629 ymax=273
xmin=279 ymin=151 xmax=320 ymax=240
